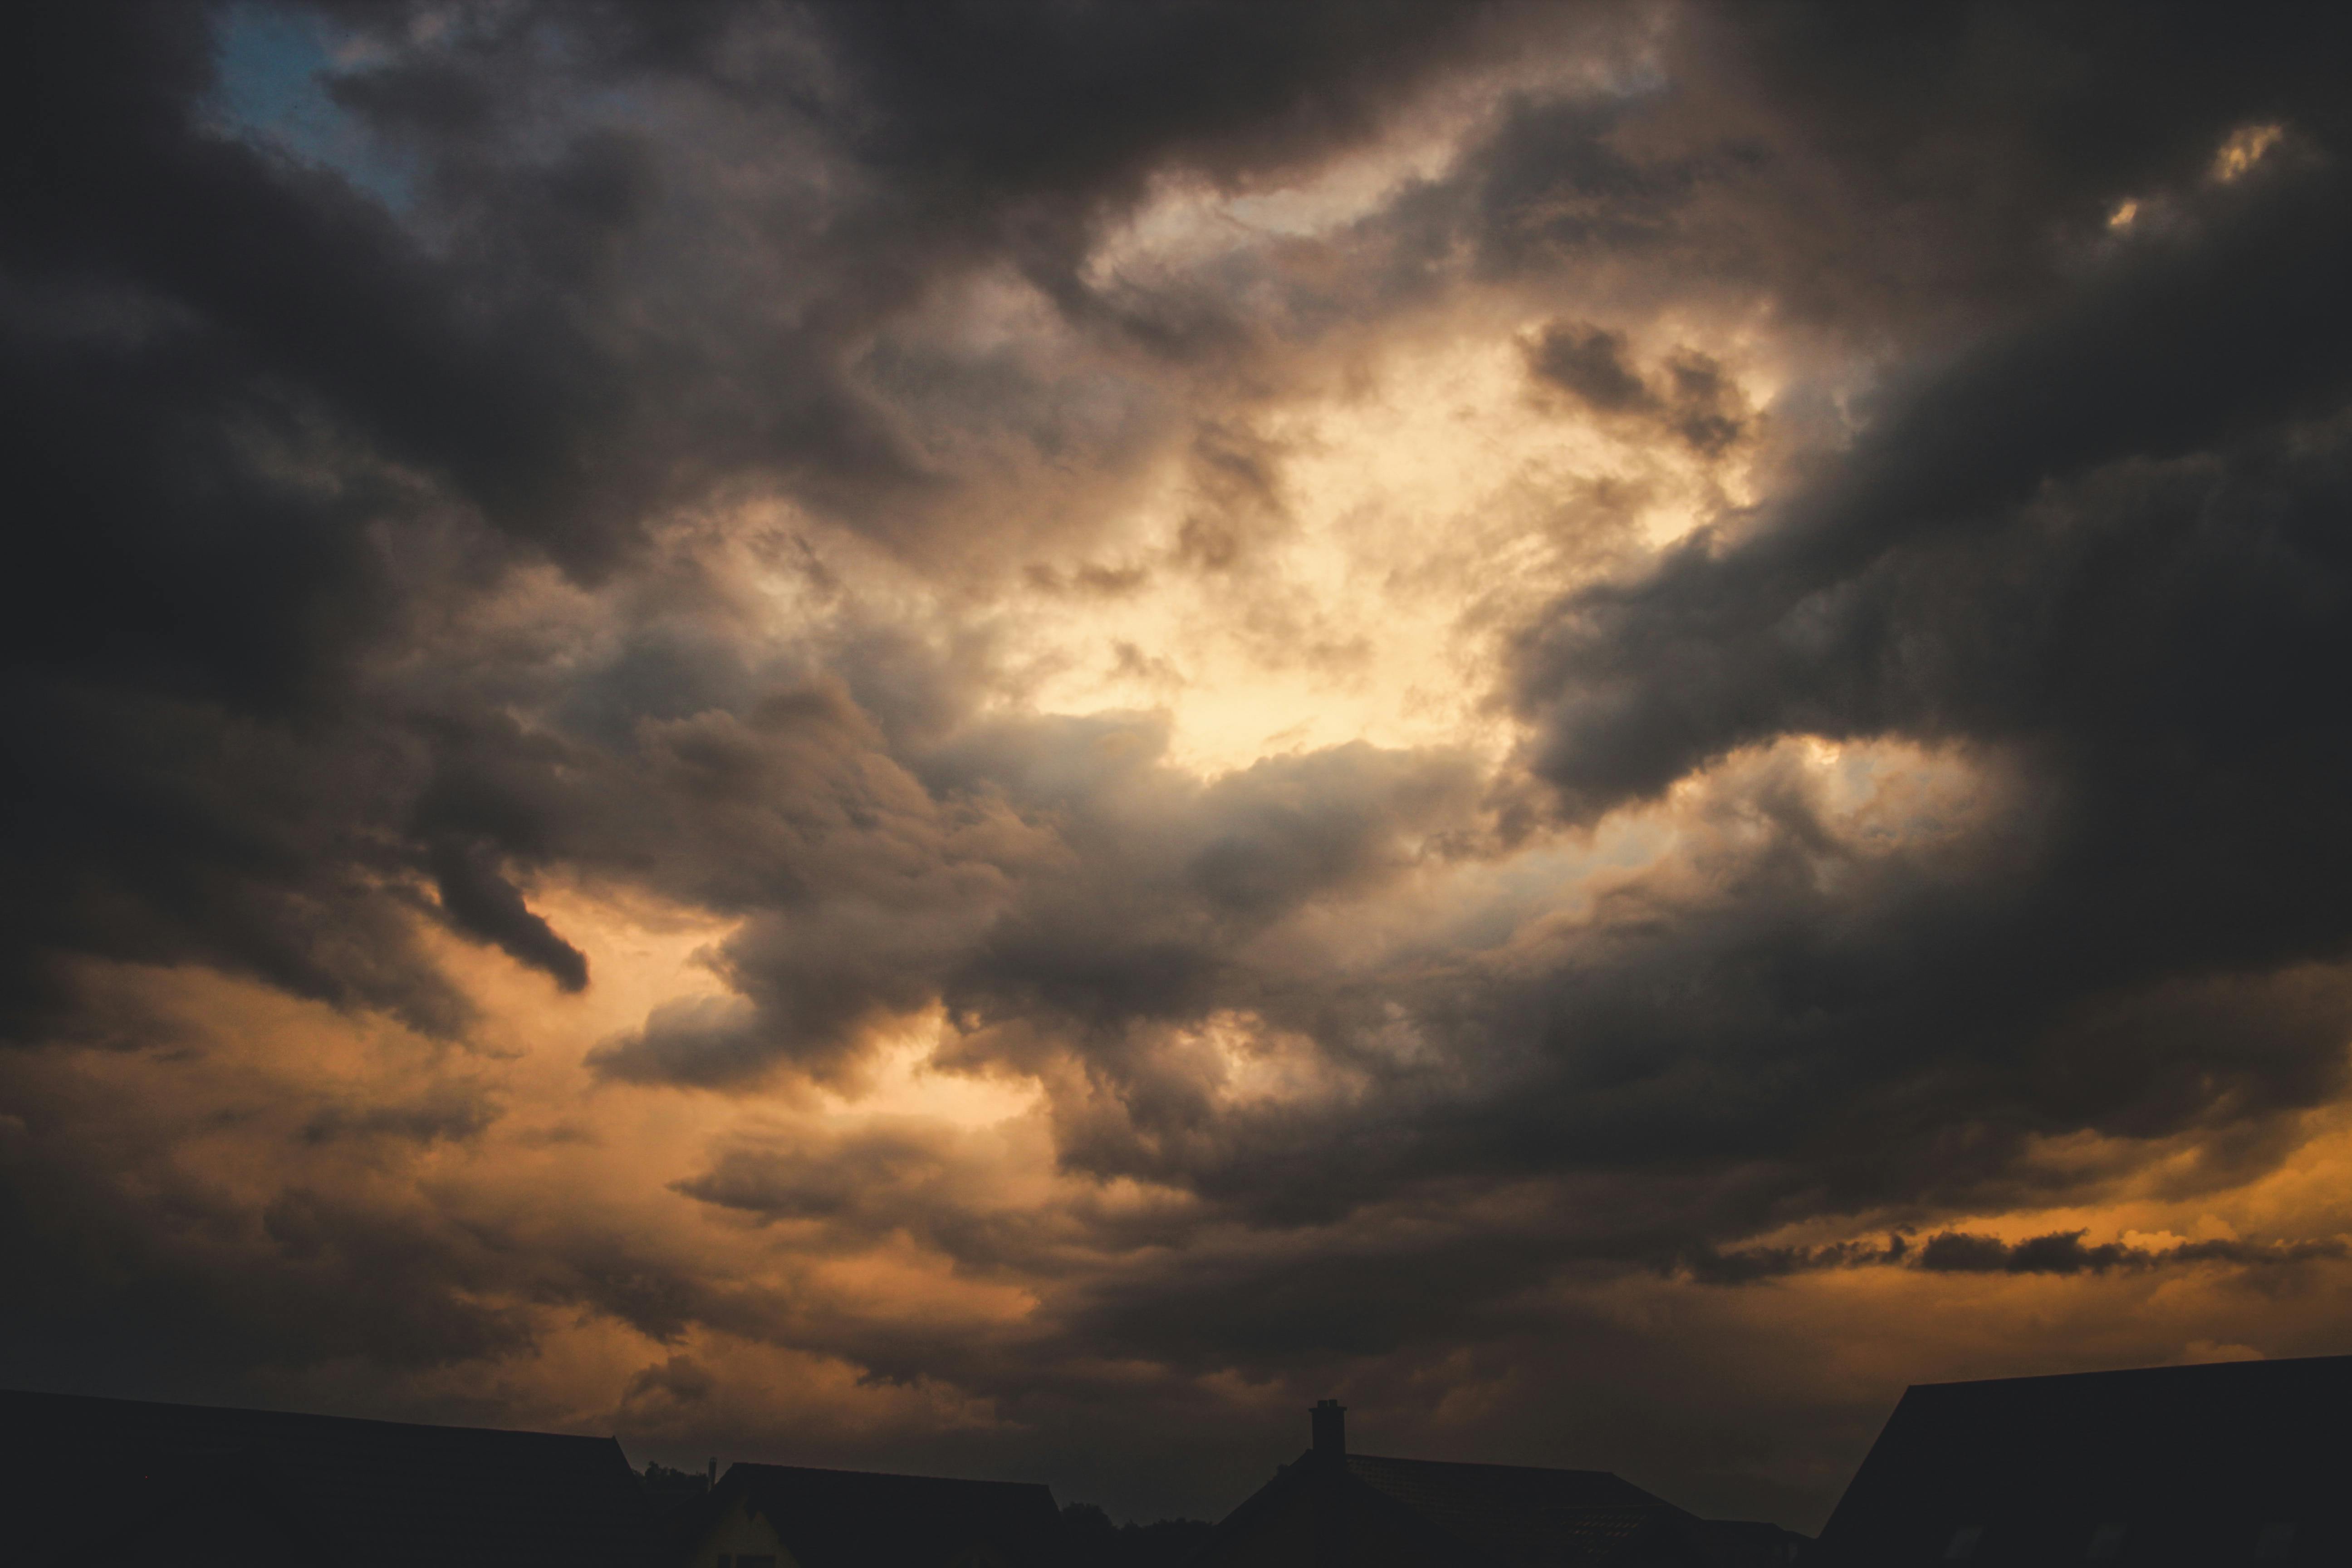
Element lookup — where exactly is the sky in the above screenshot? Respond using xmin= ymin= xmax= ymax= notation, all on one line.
xmin=5 ymin=0 xmax=2352 ymax=1535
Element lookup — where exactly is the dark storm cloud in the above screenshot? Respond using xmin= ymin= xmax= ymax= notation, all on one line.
xmin=1501 ymin=151 xmax=2352 ymax=1204
xmin=1678 ymin=1236 xmax=1909 ymax=1287
xmin=5 ymin=0 xmax=601 ymax=1037
xmin=1528 ymin=322 xmax=1746 ymax=454
xmin=676 ymin=1126 xmax=956 ymax=1227
xmin=0 ymin=0 xmax=1519 ymax=1046
xmin=1529 ymin=323 xmax=1653 ymax=414
xmin=738 ymin=0 xmax=2352 ymax=1340
xmin=3 ymin=0 xmax=1542 ymax=1438
xmin=299 ymin=1088 xmax=502 ymax=1147
xmin=1682 ymin=1230 xmax=2350 ymax=1284
xmin=811 ymin=0 xmax=1495 ymax=200
xmin=582 ymin=713 xmax=1482 ymax=1089
xmin=427 ymin=838 xmax=589 ymax=991
xmin=0 ymin=1109 xmax=534 ymax=1387
xmin=1914 ymin=1231 xmax=2351 ymax=1277
xmin=1660 ymin=5 xmax=2352 ymax=337
xmin=0 ymin=1024 xmax=756 ymax=1393
xmin=12 ymin=0 xmax=2352 ymax=1536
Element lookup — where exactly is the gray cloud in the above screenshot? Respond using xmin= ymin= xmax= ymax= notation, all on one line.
xmin=10 ymin=0 xmax=2352 ymax=1538
xmin=427 ymin=838 xmax=589 ymax=992
xmin=1683 ymin=1230 xmax=2351 ymax=1284
xmin=1529 ymin=322 xmax=1748 ymax=454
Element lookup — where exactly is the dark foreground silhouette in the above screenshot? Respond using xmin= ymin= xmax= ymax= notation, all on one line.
xmin=5 ymin=1357 xmax=2345 ymax=1565
xmin=1809 ymin=1355 xmax=2352 ymax=1567
xmin=1188 ymin=1400 xmax=1802 ymax=1568
xmin=1063 ymin=1502 xmax=1215 ymax=1568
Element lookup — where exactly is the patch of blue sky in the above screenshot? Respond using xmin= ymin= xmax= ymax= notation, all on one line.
xmin=206 ymin=3 xmax=417 ymax=212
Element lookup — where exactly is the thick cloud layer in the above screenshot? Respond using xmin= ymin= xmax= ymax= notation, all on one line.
xmin=7 ymin=0 xmax=2352 ymax=1533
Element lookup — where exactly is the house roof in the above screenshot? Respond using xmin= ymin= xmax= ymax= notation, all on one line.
xmin=1345 ymin=1455 xmax=1686 ymax=1568
xmin=1196 ymin=1450 xmax=1798 ymax=1568
xmin=1194 ymin=1451 xmax=1498 ymax=1568
xmin=713 ymin=1460 xmax=1069 ymax=1568
xmin=1812 ymin=1353 xmax=2352 ymax=1567
xmin=0 ymin=1387 xmax=663 ymax=1568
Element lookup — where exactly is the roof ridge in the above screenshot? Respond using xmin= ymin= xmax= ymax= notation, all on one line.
xmin=0 ymin=1387 xmax=616 ymax=1446
xmin=1908 ymin=1351 xmax=2352 ymax=1391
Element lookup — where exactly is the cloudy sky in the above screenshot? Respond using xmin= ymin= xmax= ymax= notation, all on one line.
xmin=8 ymin=0 xmax=2352 ymax=1533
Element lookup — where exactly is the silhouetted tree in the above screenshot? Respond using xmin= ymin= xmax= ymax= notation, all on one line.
xmin=641 ymin=1460 xmax=710 ymax=1514
xmin=1062 ymin=1502 xmax=1213 ymax=1568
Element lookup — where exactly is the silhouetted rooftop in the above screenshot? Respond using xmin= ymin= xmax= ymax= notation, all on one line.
xmin=0 ymin=1387 xmax=661 ymax=1568
xmin=1345 ymin=1455 xmax=1682 ymax=1567
xmin=711 ymin=1460 xmax=1069 ymax=1568
xmin=1813 ymin=1354 xmax=2352 ymax=1567
xmin=1197 ymin=1416 xmax=1803 ymax=1568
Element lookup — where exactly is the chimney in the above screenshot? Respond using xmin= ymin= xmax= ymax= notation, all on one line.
xmin=1311 ymin=1399 xmax=1346 ymax=1458
xmin=707 ymin=1458 xmax=717 ymax=1490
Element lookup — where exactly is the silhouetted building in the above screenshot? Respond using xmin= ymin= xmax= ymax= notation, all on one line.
xmin=678 ymin=1460 xmax=1069 ymax=1568
xmin=1194 ymin=1400 xmax=1805 ymax=1568
xmin=1811 ymin=1355 xmax=2352 ymax=1566
xmin=0 ymin=1387 xmax=663 ymax=1567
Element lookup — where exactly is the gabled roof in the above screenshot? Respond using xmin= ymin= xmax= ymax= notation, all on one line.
xmin=1196 ymin=1450 xmax=1796 ymax=1568
xmin=0 ymin=1387 xmax=663 ymax=1568
xmin=1193 ymin=1451 xmax=1500 ymax=1568
xmin=1812 ymin=1353 xmax=2352 ymax=1567
xmin=1345 ymin=1455 xmax=1686 ymax=1568
xmin=714 ymin=1460 xmax=1069 ymax=1568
